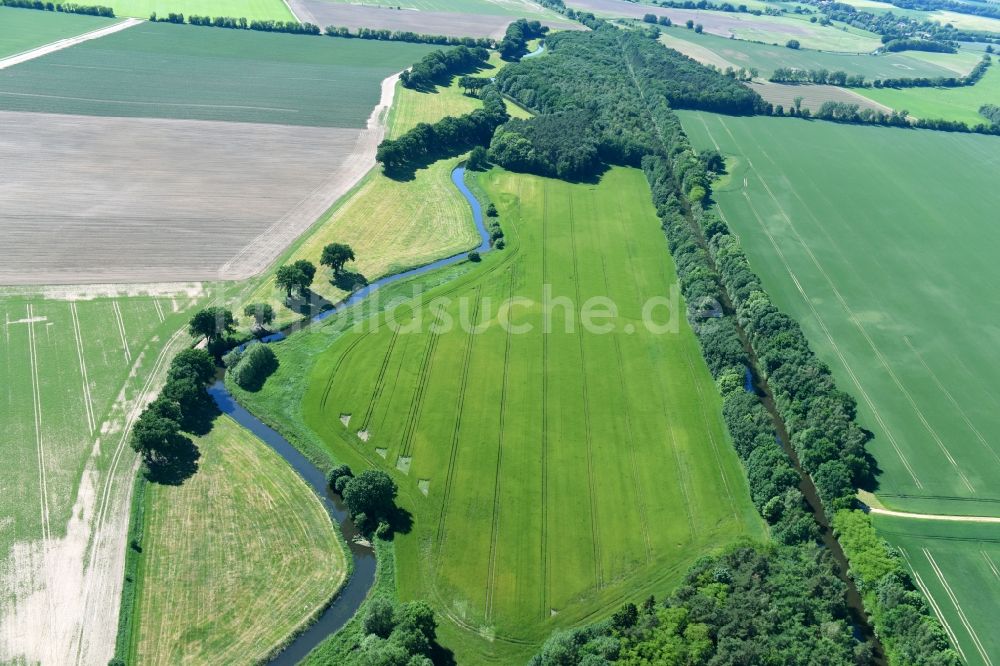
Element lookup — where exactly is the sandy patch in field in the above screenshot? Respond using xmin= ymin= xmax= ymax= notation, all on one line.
xmin=0 ymin=328 xmax=187 ymax=665
xmin=288 ymin=0 xmax=582 ymax=39
xmin=748 ymin=80 xmax=893 ymax=113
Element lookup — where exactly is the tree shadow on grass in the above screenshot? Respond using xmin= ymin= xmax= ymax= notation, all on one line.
xmin=284 ymin=289 xmax=334 ymax=318
xmin=145 ymin=437 xmax=201 ymax=486
xmin=428 ymin=641 xmax=457 ymax=666
xmin=333 ymin=270 xmax=369 ymax=293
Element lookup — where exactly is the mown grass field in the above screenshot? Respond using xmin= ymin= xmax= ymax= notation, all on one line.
xmin=0 ymin=22 xmax=433 ymax=126
xmin=857 ymin=59 xmax=1000 ymax=124
xmin=108 ymin=0 xmax=293 ymax=21
xmin=234 ymin=167 xmax=764 ymax=662
xmin=0 ymin=6 xmax=117 ymax=58
xmin=0 ymin=286 xmax=204 ymax=663
xmin=660 ymin=27 xmax=975 ymax=78
xmin=239 ymin=53 xmax=530 ymax=328
xmin=680 ymin=110 xmax=1000 ymax=665
xmin=873 ymin=515 xmax=1000 ymax=666
xmin=130 ymin=416 xmax=346 ymax=665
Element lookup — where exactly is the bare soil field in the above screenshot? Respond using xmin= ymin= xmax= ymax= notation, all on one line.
xmin=748 ymin=80 xmax=893 ymax=112
xmin=288 ymin=0 xmax=582 ymax=38
xmin=0 ymin=110 xmax=372 ymax=285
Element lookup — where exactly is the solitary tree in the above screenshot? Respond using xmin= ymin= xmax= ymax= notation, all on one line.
xmin=244 ymin=303 xmax=275 ymax=330
xmin=188 ymin=307 xmax=235 ymax=343
xmin=685 ymin=19 xmax=694 ymax=28
xmin=321 ymin=243 xmax=356 ymax=276
xmin=275 ymin=265 xmax=305 ymax=299
xmin=695 ymin=23 xmax=703 ymax=33
xmin=342 ymin=469 xmax=398 ymax=520
xmin=786 ymin=39 xmax=800 ymax=49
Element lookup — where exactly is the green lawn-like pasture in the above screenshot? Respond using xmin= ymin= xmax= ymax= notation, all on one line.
xmin=679 ymin=111 xmax=1000 ymax=517
xmin=0 ymin=6 xmax=118 ymax=58
xmin=0 ymin=288 xmax=201 ymax=601
xmin=660 ymin=27 xmax=977 ymax=79
xmin=857 ymin=59 xmax=1000 ymax=124
xmin=109 ymin=0 xmax=293 ymax=21
xmin=0 ymin=22 xmax=433 ymax=127
xmin=874 ymin=515 xmax=1000 ymax=666
xmin=131 ymin=416 xmax=347 ymax=664
xmin=232 ymin=166 xmax=764 ymax=662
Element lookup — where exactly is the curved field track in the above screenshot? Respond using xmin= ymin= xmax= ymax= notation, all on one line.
xmin=131 ymin=416 xmax=347 ymax=665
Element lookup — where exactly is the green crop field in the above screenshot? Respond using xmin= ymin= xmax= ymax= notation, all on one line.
xmin=0 ymin=6 xmax=117 ymax=58
xmin=874 ymin=515 xmax=1000 ymax=666
xmin=0 ymin=286 xmax=204 ymax=663
xmin=108 ymin=0 xmax=293 ymax=21
xmin=857 ymin=59 xmax=1000 ymax=124
xmin=0 ymin=22 xmax=433 ymax=126
xmin=315 ymin=0 xmax=558 ymax=18
xmin=679 ymin=111 xmax=1000 ymax=664
xmin=660 ymin=28 xmax=975 ymax=79
xmin=231 ymin=166 xmax=765 ymax=662
xmin=130 ymin=416 xmax=346 ymax=665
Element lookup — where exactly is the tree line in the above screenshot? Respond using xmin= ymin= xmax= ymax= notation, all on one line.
xmin=1 ymin=0 xmax=113 ymax=16
xmin=770 ymin=54 xmax=991 ymax=89
xmin=809 ymin=0 xmax=998 ymax=45
xmin=497 ymin=16 xmax=960 ymax=663
xmin=879 ymin=0 xmax=1000 ymax=22
xmin=376 ymin=85 xmax=509 ymax=173
xmin=399 ymin=45 xmax=489 ymax=91
xmin=322 ymin=25 xmax=493 ymax=48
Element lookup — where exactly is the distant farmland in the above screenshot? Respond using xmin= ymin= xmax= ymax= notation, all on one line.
xmin=679 ymin=111 xmax=1000 ymax=664
xmin=0 ymin=23 xmax=432 ymax=284
xmin=288 ymin=0 xmax=582 ymax=39
xmin=0 ymin=6 xmax=117 ymax=58
xmin=233 ymin=167 xmax=764 ymax=662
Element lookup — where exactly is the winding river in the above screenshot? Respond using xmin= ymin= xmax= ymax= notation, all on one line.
xmin=208 ymin=166 xmax=490 ymax=664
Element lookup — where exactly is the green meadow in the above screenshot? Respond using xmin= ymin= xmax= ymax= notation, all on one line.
xmin=315 ymin=0 xmax=558 ymax=18
xmin=0 ymin=6 xmax=117 ymax=58
xmin=107 ymin=0 xmax=293 ymax=21
xmin=873 ymin=515 xmax=1000 ymax=666
xmin=0 ymin=22 xmax=433 ymax=126
xmin=680 ymin=110 xmax=1000 ymax=664
xmin=857 ymin=59 xmax=1000 ymax=125
xmin=230 ymin=166 xmax=764 ymax=662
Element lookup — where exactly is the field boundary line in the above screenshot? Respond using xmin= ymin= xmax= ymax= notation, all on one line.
xmin=717 ymin=129 xmax=922 ymax=488
xmin=485 ymin=267 xmax=515 ymax=621
xmin=723 ymin=116 xmax=971 ymax=492
xmin=901 ymin=549 xmax=966 ymax=660
xmin=27 ymin=304 xmax=51 ymax=543
xmin=71 ymin=302 xmax=97 ymax=434
xmin=540 ymin=181 xmax=551 ymax=616
xmin=923 ymin=548 xmax=993 ymax=666
xmin=434 ymin=287 xmax=481 ymax=552
xmin=568 ymin=194 xmax=603 ymax=590
xmin=0 ymin=18 xmax=142 ymax=71
xmin=869 ymin=507 xmax=1000 ymax=523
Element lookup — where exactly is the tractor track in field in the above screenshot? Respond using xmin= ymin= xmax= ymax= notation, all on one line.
xmin=359 ymin=329 xmax=400 ymax=433
xmin=319 ymin=330 xmax=374 ymax=409
xmin=0 ymin=18 xmax=141 ymax=71
xmin=540 ymin=182 xmax=551 ymax=617
xmin=434 ymin=287 xmax=482 ymax=552
xmin=598 ymin=252 xmax=652 ymax=563
xmin=398 ymin=332 xmax=440 ymax=459
xmin=721 ymin=115 xmax=974 ymax=493
xmin=922 ymin=548 xmax=993 ymax=666
xmin=567 ymin=195 xmax=604 ymax=590
xmin=485 ymin=266 xmax=516 ymax=621
xmin=70 ymin=302 xmax=96 ymax=435
xmin=26 ymin=304 xmax=52 ymax=544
